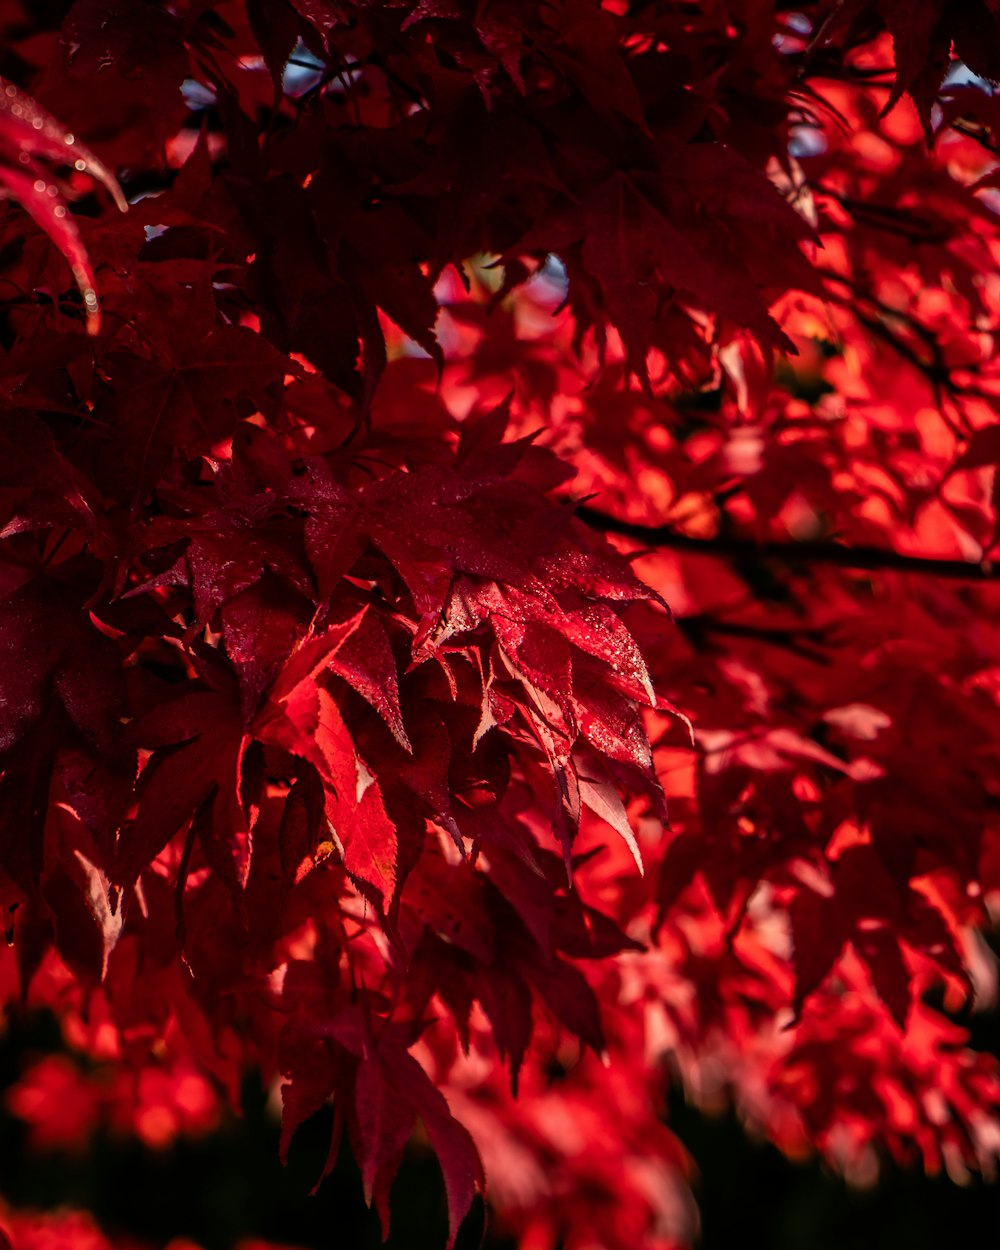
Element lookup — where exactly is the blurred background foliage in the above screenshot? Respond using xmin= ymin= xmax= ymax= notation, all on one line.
xmin=3 ymin=1007 xmax=1000 ymax=1249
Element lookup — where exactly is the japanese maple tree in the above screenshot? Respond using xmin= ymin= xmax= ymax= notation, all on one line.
xmin=3 ymin=1 xmax=1000 ymax=1247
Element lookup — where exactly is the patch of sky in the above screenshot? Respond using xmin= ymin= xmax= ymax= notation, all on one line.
xmin=536 ymin=254 xmax=568 ymax=304
xmin=789 ymin=127 xmax=827 ymax=158
xmin=283 ymin=43 xmax=329 ymax=98
xmin=181 ymin=78 xmax=217 ymax=110
xmin=283 ymin=42 xmax=345 ymax=98
xmin=944 ymin=62 xmax=995 ymax=90
xmin=933 ymin=63 xmax=995 ymax=138
xmin=773 ymin=11 xmax=811 ymax=53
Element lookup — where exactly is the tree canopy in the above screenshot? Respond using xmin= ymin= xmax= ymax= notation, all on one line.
xmin=3 ymin=2 xmax=1000 ymax=1248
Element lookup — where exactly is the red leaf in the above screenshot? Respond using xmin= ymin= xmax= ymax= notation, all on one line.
xmin=115 ymin=685 xmax=252 ymax=890
xmin=258 ymin=625 xmax=401 ymax=909
xmin=379 ymin=1046 xmax=483 ymax=1249
xmin=0 ymin=77 xmax=126 ymax=332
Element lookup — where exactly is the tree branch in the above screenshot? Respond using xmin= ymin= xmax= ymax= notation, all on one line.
xmin=577 ymin=506 xmax=1000 ymax=582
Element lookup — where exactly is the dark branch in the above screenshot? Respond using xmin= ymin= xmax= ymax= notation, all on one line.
xmin=577 ymin=506 xmax=1000 ymax=582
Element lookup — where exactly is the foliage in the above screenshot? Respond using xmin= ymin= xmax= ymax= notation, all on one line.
xmin=2 ymin=1 xmax=1000 ymax=1247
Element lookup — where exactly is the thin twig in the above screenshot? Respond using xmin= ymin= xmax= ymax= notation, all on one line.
xmin=577 ymin=506 xmax=1000 ymax=581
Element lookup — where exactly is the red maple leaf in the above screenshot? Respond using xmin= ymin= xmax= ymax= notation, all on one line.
xmin=0 ymin=77 xmax=125 ymax=332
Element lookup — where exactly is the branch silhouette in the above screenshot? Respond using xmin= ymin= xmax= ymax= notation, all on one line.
xmin=577 ymin=506 xmax=1000 ymax=582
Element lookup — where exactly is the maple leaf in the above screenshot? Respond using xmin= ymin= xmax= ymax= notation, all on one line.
xmin=353 ymin=1039 xmax=482 ymax=1247
xmin=44 ymin=820 xmax=123 ymax=984
xmin=790 ymin=846 xmax=970 ymax=1029
xmin=511 ymin=149 xmax=815 ymax=383
xmin=279 ymin=998 xmax=483 ymax=1247
xmin=5 ymin=4 xmax=1000 ymax=1247
xmin=814 ymin=0 xmax=1000 ymax=133
xmin=400 ymin=838 xmax=628 ymax=1086
xmin=0 ymin=575 xmax=124 ymax=756
xmin=261 ymin=661 xmax=401 ymax=913
xmin=98 ymin=310 xmax=290 ymax=498
xmin=113 ymin=674 xmax=253 ymax=897
xmin=0 ymin=77 xmax=126 ymax=333
xmin=61 ymin=0 xmax=191 ymax=132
